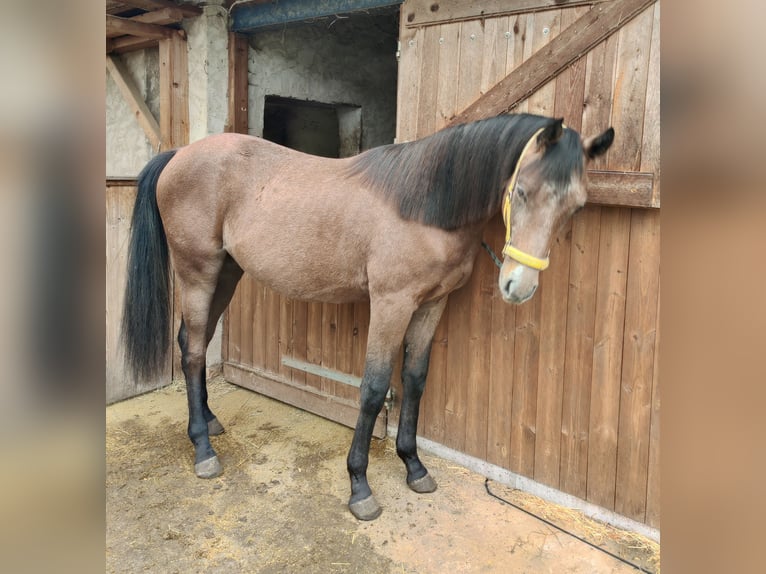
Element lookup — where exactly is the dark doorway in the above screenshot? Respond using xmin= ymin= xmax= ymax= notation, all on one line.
xmin=263 ymin=96 xmax=362 ymax=159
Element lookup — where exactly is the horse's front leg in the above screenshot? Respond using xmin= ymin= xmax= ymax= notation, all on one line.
xmin=347 ymin=299 xmax=415 ymax=521
xmin=397 ymin=298 xmax=447 ymax=493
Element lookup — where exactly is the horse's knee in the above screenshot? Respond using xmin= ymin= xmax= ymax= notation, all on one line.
xmin=359 ymin=370 xmax=391 ymax=416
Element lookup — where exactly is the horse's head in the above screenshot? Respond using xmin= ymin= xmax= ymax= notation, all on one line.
xmin=499 ymin=119 xmax=614 ymax=304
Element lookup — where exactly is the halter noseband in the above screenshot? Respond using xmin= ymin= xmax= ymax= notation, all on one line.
xmin=500 ymin=126 xmax=550 ymax=271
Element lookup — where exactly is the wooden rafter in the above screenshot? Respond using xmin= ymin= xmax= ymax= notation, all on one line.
xmin=130 ymin=6 xmax=187 ymax=25
xmin=107 ymin=14 xmax=173 ymax=39
xmin=106 ymin=54 xmax=161 ymax=150
xmin=115 ymin=0 xmax=202 ymax=17
xmin=447 ymin=0 xmax=658 ymax=126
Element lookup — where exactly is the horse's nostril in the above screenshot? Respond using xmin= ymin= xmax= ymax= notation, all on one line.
xmin=503 ymin=279 xmax=513 ymax=296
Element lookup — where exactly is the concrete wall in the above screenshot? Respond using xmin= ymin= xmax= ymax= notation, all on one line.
xmin=247 ymin=13 xmax=398 ymax=149
xmin=105 ymin=49 xmax=159 ymax=177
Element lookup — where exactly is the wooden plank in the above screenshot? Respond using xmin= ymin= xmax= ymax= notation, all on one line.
xmin=506 ymin=13 xmax=528 ymax=76
xmin=251 ymin=281 xmax=266 ymax=369
xmin=640 ymin=2 xmax=661 ymax=207
xmin=335 ymin=303 xmax=356 ymax=402
xmin=559 ymin=205 xmax=602 ymax=498
xmin=553 ymin=6 xmax=588 ymax=130
xmin=224 ymin=363 xmax=387 ymax=439
xmin=226 ymin=32 xmax=250 ymax=135
xmin=441 ymin=18 xmax=487 ymax=454
xmin=463 ymin=227 xmax=495 ymax=461
xmin=305 ymin=302 xmax=324 ymax=389
xmin=420 ymin=21 xmax=459 ymax=444
xmin=131 ymin=6 xmax=187 ymax=26
xmin=106 ymin=54 xmax=161 ymax=150
xmin=228 ymin=283 xmax=242 ymax=364
xmin=403 ymin=0 xmax=606 ymax=28
xmin=645 ymin=277 xmax=660 ymax=528
xmin=351 ymin=302 xmax=370 ymax=380
xmin=108 ymin=35 xmax=160 ymax=54
xmin=509 ymin=288 xmax=541 ymax=477
xmin=586 ymin=170 xmax=655 ymax=208
xmin=446 ymin=0 xmax=658 ymax=126
xmin=321 ymin=303 xmax=339 ymax=395
xmin=158 ymin=32 xmax=189 ymax=150
xmin=534 ymin=222 xmax=573 ymax=488
xmin=433 ymin=22 xmax=460 ymax=131
xmin=615 ymin=209 xmax=660 ymax=521
xmin=443 ymin=284 xmax=471 ymax=452
xmin=485 ymin=215 xmax=516 ymax=468
xmin=586 ymin=206 xmax=631 ymax=511
xmin=291 ymin=300 xmax=309 ymax=385
xmin=277 ymin=296 xmax=293 ymax=381
xmin=458 ymin=17 xmax=492 ymax=460
xmin=239 ymin=276 xmax=254 ymax=366
xmin=395 ymin=23 xmax=421 ymax=142
xmin=264 ymin=288 xmax=281 ymax=375
xmin=606 ymin=5 xmax=654 ymax=173
xmin=106 ymin=186 xmax=127 ymax=403
xmin=527 ymin=8 xmax=561 ymax=118
xmin=414 ymin=25 xmax=441 ymax=139
xmin=106 ymin=14 xmax=172 ymax=39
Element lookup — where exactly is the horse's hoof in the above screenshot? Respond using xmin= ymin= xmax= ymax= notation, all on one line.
xmin=194 ymin=455 xmax=222 ymax=479
xmin=349 ymin=495 xmax=382 ymax=521
xmin=207 ymin=418 xmax=225 ymax=436
xmin=408 ymin=472 xmax=437 ymax=494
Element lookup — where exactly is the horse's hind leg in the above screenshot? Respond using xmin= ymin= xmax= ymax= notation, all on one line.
xmin=175 ymin=254 xmax=241 ymax=479
xmin=347 ymin=298 xmax=416 ymax=520
xmin=397 ymin=298 xmax=447 ymax=493
xmin=178 ymin=255 xmax=243 ymax=438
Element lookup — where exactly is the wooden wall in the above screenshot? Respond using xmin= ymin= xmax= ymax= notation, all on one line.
xmin=223 ymin=0 xmax=660 ymax=527
xmin=106 ymin=180 xmax=173 ymax=403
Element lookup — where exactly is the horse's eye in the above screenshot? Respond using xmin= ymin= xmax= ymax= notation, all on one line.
xmin=517 ymin=187 xmax=526 ymax=201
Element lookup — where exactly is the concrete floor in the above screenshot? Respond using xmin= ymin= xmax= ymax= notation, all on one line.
xmin=106 ymin=378 xmax=658 ymax=573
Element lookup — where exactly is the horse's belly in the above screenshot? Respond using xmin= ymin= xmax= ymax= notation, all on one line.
xmin=232 ymin=248 xmax=370 ymax=304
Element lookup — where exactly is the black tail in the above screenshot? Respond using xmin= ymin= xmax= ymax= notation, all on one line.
xmin=121 ymin=150 xmax=177 ymax=382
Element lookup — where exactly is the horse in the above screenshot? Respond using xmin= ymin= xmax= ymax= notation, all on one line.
xmin=121 ymin=113 xmax=614 ymax=521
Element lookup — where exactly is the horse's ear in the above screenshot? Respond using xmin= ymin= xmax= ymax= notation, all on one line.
xmin=536 ymin=118 xmax=564 ymax=148
xmin=584 ymin=127 xmax=615 ymax=160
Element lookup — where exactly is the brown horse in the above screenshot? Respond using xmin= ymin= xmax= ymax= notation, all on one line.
xmin=121 ymin=113 xmax=613 ymax=520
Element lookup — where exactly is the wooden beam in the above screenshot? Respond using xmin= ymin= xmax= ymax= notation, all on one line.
xmin=403 ymin=0 xmax=607 ymax=28
xmin=116 ymin=0 xmax=202 ymax=16
xmin=106 ymin=54 xmax=161 ymax=150
xmin=447 ymin=0 xmax=658 ymax=127
xmin=131 ymin=6 xmax=187 ymax=25
xmin=106 ymin=14 xmax=172 ymax=39
xmin=226 ymin=32 xmax=249 ymax=134
xmin=107 ymin=35 xmax=160 ymax=54
xmin=586 ymin=170 xmax=657 ymax=208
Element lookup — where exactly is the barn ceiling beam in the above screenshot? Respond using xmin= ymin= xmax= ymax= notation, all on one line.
xmin=231 ymin=0 xmax=402 ymax=32
xmin=446 ymin=0 xmax=658 ymax=127
xmin=106 ymin=54 xmax=162 ymax=150
xmin=130 ymin=6 xmax=188 ymax=26
xmin=403 ymin=0 xmax=608 ymax=28
xmin=116 ymin=0 xmax=202 ymax=17
xmin=106 ymin=14 xmax=173 ymax=39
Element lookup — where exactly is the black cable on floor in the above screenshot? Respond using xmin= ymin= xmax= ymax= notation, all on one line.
xmin=484 ymin=478 xmax=653 ymax=573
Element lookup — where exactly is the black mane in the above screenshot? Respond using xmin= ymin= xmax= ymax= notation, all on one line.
xmin=348 ymin=113 xmax=584 ymax=230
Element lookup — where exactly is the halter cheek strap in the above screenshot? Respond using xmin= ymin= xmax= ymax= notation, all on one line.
xmin=501 ymin=127 xmax=550 ymax=272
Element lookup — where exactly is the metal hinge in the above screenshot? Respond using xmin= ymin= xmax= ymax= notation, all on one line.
xmin=396 ymin=40 xmax=401 ymax=62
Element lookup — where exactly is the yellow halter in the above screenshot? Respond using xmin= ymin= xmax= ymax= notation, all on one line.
xmin=501 ymin=127 xmax=550 ymax=271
